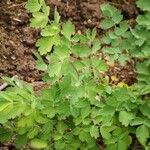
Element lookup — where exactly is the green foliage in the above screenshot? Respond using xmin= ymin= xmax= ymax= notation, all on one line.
xmin=26 ymin=0 xmax=50 ymax=28
xmin=100 ymin=4 xmax=130 ymax=65
xmin=136 ymin=125 xmax=149 ymax=146
xmin=100 ymin=4 xmax=123 ymax=29
xmin=136 ymin=0 xmax=150 ymax=11
xmin=31 ymin=138 xmax=48 ymax=149
xmin=101 ymin=2 xmax=150 ymax=66
xmin=136 ymin=60 xmax=150 ymax=84
xmin=26 ymin=0 xmax=43 ymax=12
xmin=0 ymin=1 xmax=150 ymax=150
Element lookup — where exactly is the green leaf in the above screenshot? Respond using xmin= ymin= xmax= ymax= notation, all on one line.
xmin=90 ymin=125 xmax=99 ymax=139
xmin=17 ymin=114 xmax=34 ymax=128
xmin=36 ymin=37 xmax=53 ymax=55
xmin=136 ymin=0 xmax=150 ymax=11
xmin=42 ymin=106 xmax=56 ymax=118
xmin=54 ymin=140 xmax=65 ymax=149
xmin=100 ymin=4 xmax=122 ymax=25
xmin=108 ymin=32 xmax=117 ymax=39
xmin=130 ymin=28 xmax=140 ymax=39
xmin=28 ymin=127 xmax=39 ymax=139
xmin=48 ymin=61 xmax=62 ymax=77
xmin=136 ymin=125 xmax=149 ymax=145
xmin=115 ymin=21 xmax=128 ymax=36
xmin=72 ymin=44 xmax=91 ymax=57
xmin=62 ymin=21 xmax=75 ymax=40
xmin=144 ymin=120 xmax=150 ymax=128
xmin=91 ymin=28 xmax=97 ymax=41
xmin=92 ymin=58 xmax=108 ymax=72
xmin=54 ymin=8 xmax=60 ymax=24
xmin=118 ymin=54 xmax=129 ymax=65
xmin=100 ymin=126 xmax=116 ymax=140
xmin=30 ymin=12 xmax=49 ymax=28
xmin=136 ymin=61 xmax=150 ymax=76
xmin=118 ymin=134 xmax=132 ymax=150
xmin=101 ymin=115 xmax=113 ymax=126
xmin=56 ymin=121 xmax=67 ymax=134
xmin=130 ymin=117 xmax=145 ymax=126
xmin=81 ymin=105 xmax=91 ymax=119
xmin=140 ymin=103 xmax=150 ymax=117
xmin=137 ymin=64 xmax=150 ymax=75
xmin=41 ymin=23 xmax=60 ymax=37
xmin=101 ymin=105 xmax=115 ymax=116
xmin=31 ymin=138 xmax=47 ymax=149
xmin=0 ymin=128 xmax=12 ymax=142
xmin=100 ymin=19 xmax=115 ymax=29
xmin=86 ymin=28 xmax=97 ymax=41
xmin=0 ymin=101 xmax=12 ymax=112
xmin=119 ymin=111 xmax=135 ymax=127
xmin=0 ymin=95 xmax=26 ymax=123
xmin=92 ymin=39 xmax=101 ymax=53
xmin=100 ymin=126 xmax=112 ymax=140
xmin=142 ymin=45 xmax=150 ymax=57
xmin=41 ymin=1 xmax=50 ymax=16
xmin=102 ymin=33 xmax=112 ymax=44
xmin=15 ymin=134 xmax=28 ymax=148
xmin=106 ymin=144 xmax=117 ymax=150
xmin=26 ymin=0 xmax=42 ymax=12
xmin=136 ymin=13 xmax=150 ymax=29
xmin=53 ymin=132 xmax=62 ymax=141
xmin=34 ymin=52 xmax=47 ymax=71
xmin=79 ymin=130 xmax=91 ymax=142
xmin=101 ymin=4 xmax=118 ymax=18
xmin=54 ymin=45 xmax=69 ymax=61
xmin=112 ymin=11 xmax=123 ymax=24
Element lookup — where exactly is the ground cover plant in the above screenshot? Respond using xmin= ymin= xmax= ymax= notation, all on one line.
xmin=0 ymin=0 xmax=150 ymax=149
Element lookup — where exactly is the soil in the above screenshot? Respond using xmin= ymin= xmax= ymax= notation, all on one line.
xmin=0 ymin=143 xmax=16 ymax=150
xmin=108 ymin=61 xmax=137 ymax=86
xmin=0 ymin=0 xmax=42 ymax=82
xmin=0 ymin=0 xmax=139 ymax=149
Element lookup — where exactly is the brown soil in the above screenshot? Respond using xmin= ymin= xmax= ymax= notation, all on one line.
xmin=108 ymin=61 xmax=137 ymax=86
xmin=48 ymin=0 xmax=138 ymax=31
xmin=0 ymin=0 xmax=42 ymax=82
